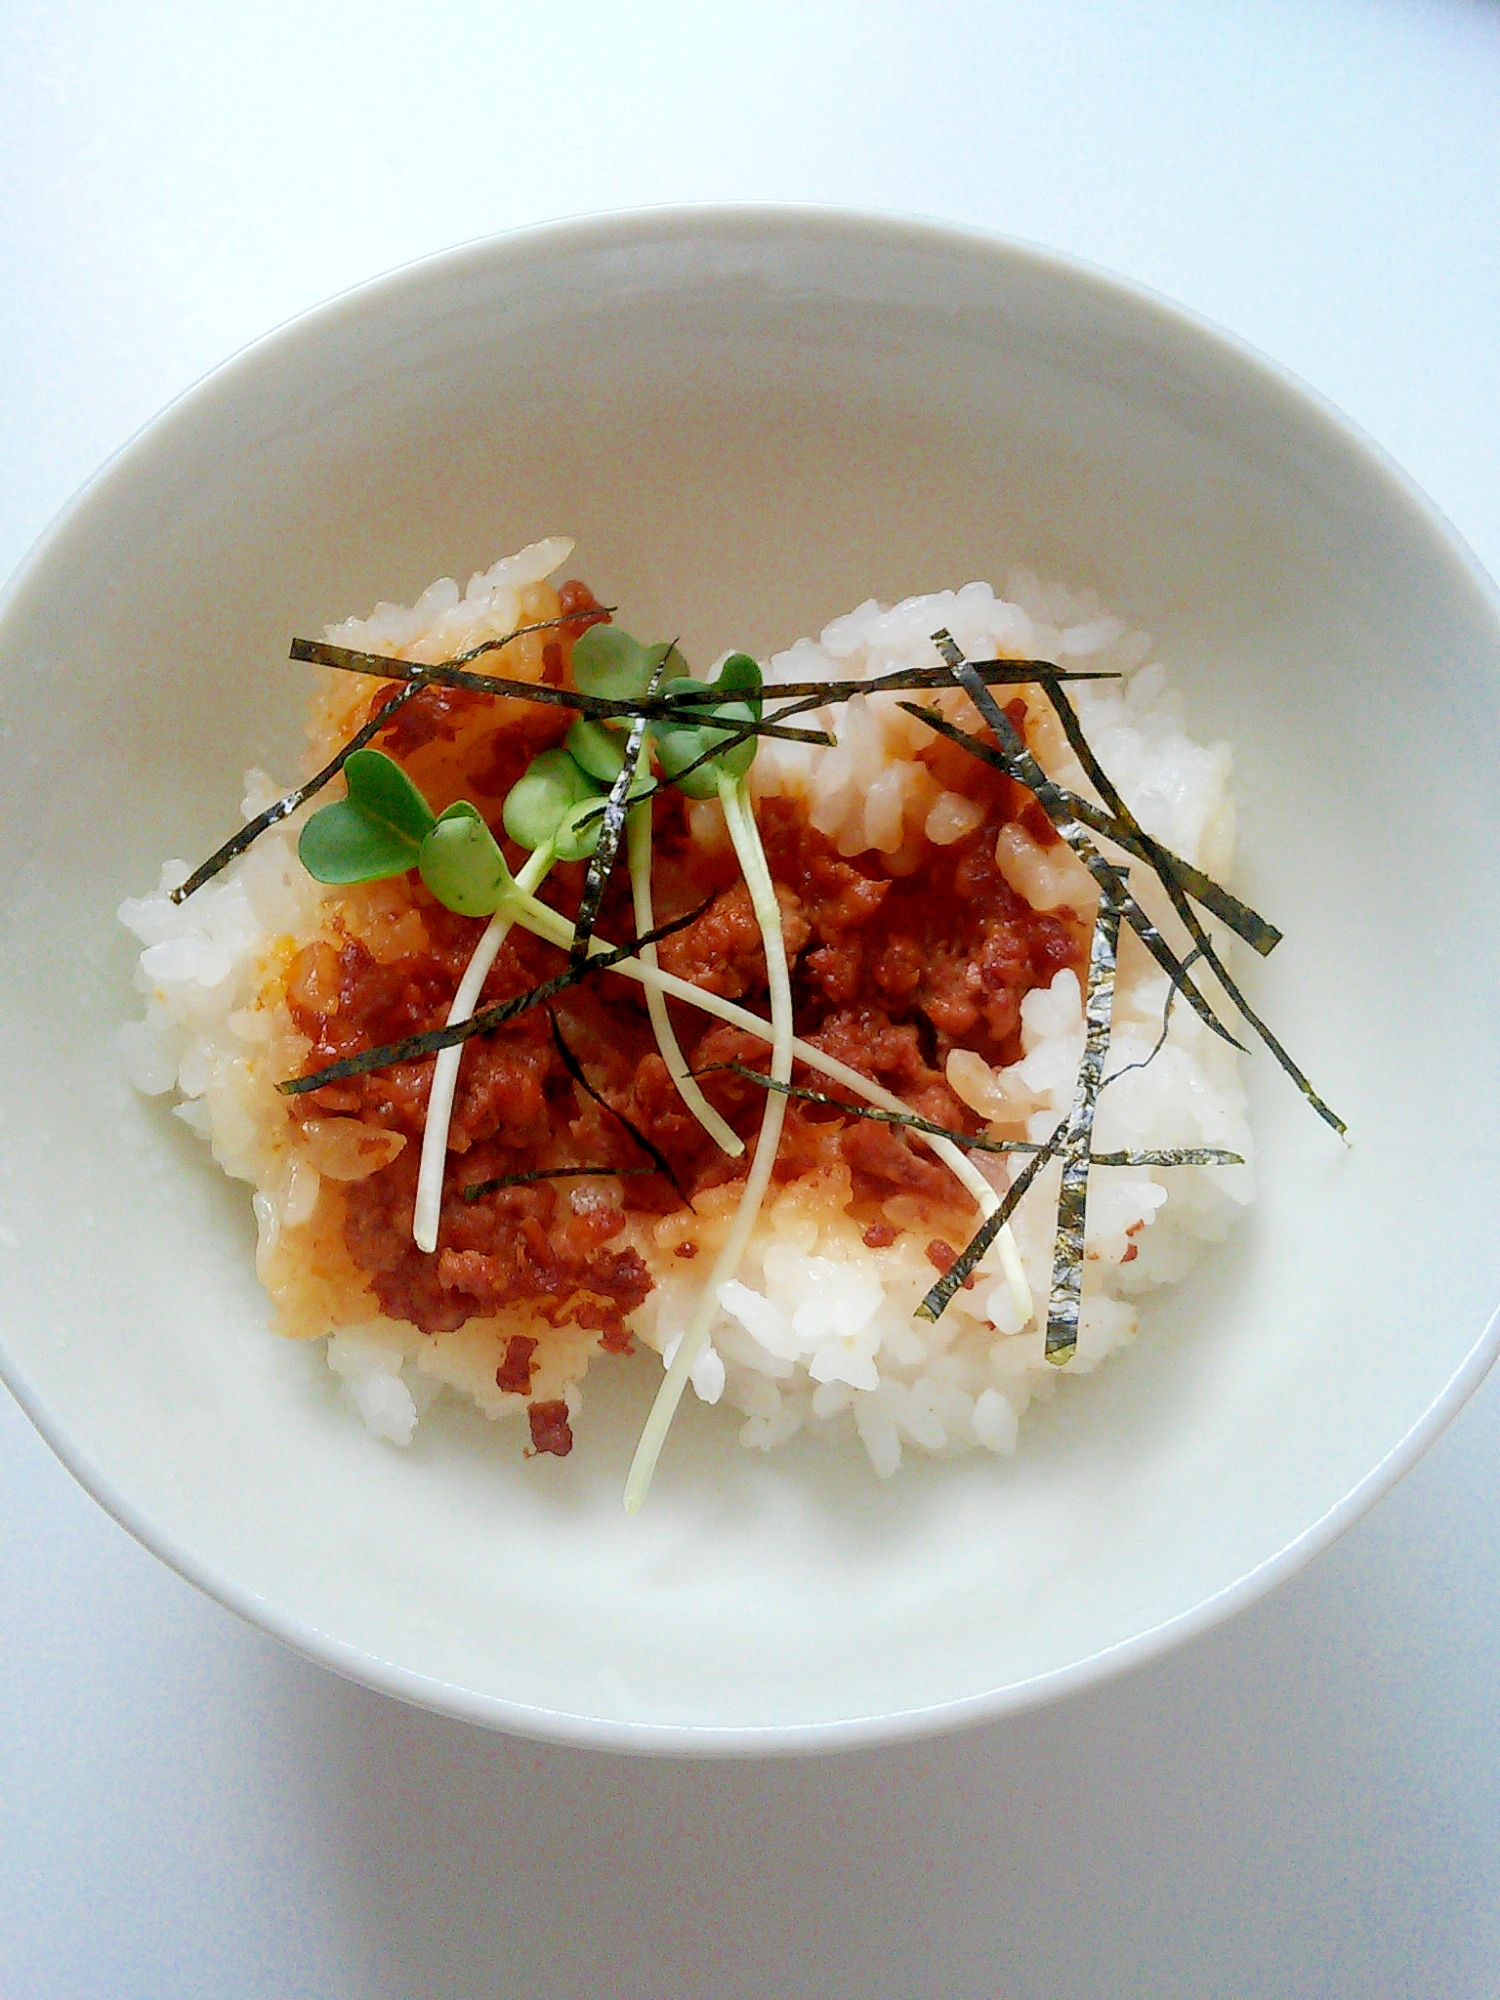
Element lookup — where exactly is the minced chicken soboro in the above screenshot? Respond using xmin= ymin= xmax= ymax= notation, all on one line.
xmin=287 ymin=597 xmax=1085 ymax=1355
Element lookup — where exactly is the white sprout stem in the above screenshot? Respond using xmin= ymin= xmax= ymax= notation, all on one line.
xmin=507 ymin=893 xmax=1033 ymax=1321
xmin=411 ymin=842 xmax=555 ymax=1255
xmin=626 ymin=800 xmax=744 ymax=1158
xmin=620 ymin=775 xmax=794 ymax=1513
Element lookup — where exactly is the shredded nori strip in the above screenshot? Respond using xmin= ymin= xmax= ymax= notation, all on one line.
xmin=461 ymin=1165 xmax=650 ymax=1200
xmin=1039 ymin=676 xmax=1342 ymax=1133
xmin=292 ymin=633 xmax=1112 ymax=728
xmin=1048 ymin=688 xmax=1280 ymax=952
xmin=636 ymin=693 xmax=828 ymax=794
xmin=547 ymin=1009 xmax=692 ymax=1207
xmin=1072 ymin=797 xmax=1280 ymax=955
xmin=277 ymin=897 xmax=711 ymax=1095
xmin=292 ymin=636 xmax=833 ymax=743
xmin=566 ymin=694 xmax=853 ymax=829
xmin=1102 ymin=946 xmax=1206 ymax=1088
xmin=916 ymin=895 xmax=1126 ymax=1342
xmin=728 ymin=657 xmax=1118 ymax=703
xmin=908 ymin=657 xmax=1340 ymax=1134
xmin=445 ymin=611 xmax=611 ymax=665
xmin=649 ymin=691 xmax=834 ymax=746
xmin=695 ymin=1062 xmax=1241 ymax=1169
xmin=168 ymin=681 xmax=424 ymax=904
xmin=1090 ymin=1148 xmax=1243 ymax=1167
xmin=568 ymin=791 xmax=650 ymax=834
xmin=1044 ymin=893 xmax=1123 ymax=1364
xmin=291 ymin=610 xmax=594 ymax=687
xmin=922 ymin=633 xmax=1245 ymax=1052
xmin=691 ymin=1062 xmax=1042 ymax=1156
xmin=902 ymin=702 xmax=1279 ymax=955
xmin=674 ymin=715 xmax=833 ymax=747
xmin=915 ymin=1131 xmax=1063 ymax=1324
xmin=570 ymin=658 xmax=663 ymax=969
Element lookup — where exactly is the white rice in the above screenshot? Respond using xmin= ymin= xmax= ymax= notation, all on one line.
xmin=119 ymin=552 xmax=1254 ymax=1473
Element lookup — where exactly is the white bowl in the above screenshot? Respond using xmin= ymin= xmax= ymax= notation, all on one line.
xmin=3 ymin=207 xmax=1499 ymax=1753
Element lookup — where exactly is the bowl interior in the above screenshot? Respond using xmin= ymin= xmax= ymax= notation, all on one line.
xmin=2 ymin=210 xmax=1498 ymax=1748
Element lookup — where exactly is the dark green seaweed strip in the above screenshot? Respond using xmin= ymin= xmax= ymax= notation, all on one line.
xmin=629 ymin=693 xmax=834 ymax=798
xmin=920 ymin=635 xmax=1244 ymax=1052
xmin=737 ymin=658 xmax=1118 ymax=703
xmin=567 ymin=698 xmax=823 ymax=828
xmin=645 ymin=679 xmax=836 ymax=745
xmin=570 ymin=658 xmax=663 ymax=969
xmin=563 ymin=702 xmax=834 ymax=826
xmin=569 ymin=790 xmax=651 ymax=834
xmin=295 ymin=636 xmax=1106 ymax=727
xmin=567 ymin=692 xmax=840 ymax=817
xmin=664 ymin=715 xmax=834 ymax=746
xmin=1041 ymin=683 xmax=1259 ymax=970
xmin=1090 ymin=1148 xmax=1244 ymax=1167
xmin=277 ymin=897 xmax=711 ymax=1095
xmin=1100 ymin=946 xmax=1205 ymax=1089
xmin=1067 ymin=795 xmax=1280 ymax=955
xmin=293 ymin=638 xmax=833 ymax=742
xmin=560 ymin=689 xmax=875 ymax=821
xmin=446 ymin=610 xmax=611 ymax=666
xmin=915 ymin=1128 xmax=1064 ymax=1324
xmin=293 ymin=610 xmax=595 ymax=687
xmin=900 ymin=702 xmax=1277 ymax=955
xmin=169 ymin=682 xmax=424 ymax=904
xmin=639 ymin=685 xmax=832 ymax=744
xmin=547 ymin=1009 xmax=692 ymax=1207
xmin=641 ymin=664 xmax=1108 ymax=746
xmin=928 ymin=636 xmax=1242 ymax=1049
xmin=461 ymin=1164 xmax=651 ymax=1200
xmin=692 ymin=1062 xmax=1045 ymax=1155
xmin=700 ymin=1064 xmax=1242 ymax=1170
xmin=1042 ymin=678 xmax=1343 ymax=1135
xmin=291 ymin=635 xmax=590 ymax=708
xmin=1045 ymin=895 xmax=1123 ymax=1365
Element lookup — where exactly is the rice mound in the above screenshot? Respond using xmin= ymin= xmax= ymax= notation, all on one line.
xmin=119 ymin=547 xmax=1254 ymax=1474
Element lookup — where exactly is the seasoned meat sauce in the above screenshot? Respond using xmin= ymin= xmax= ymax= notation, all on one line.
xmin=286 ymin=621 xmax=1086 ymax=1354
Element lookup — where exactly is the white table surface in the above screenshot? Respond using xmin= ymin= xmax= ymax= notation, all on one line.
xmin=3 ymin=4 xmax=1499 ymax=1994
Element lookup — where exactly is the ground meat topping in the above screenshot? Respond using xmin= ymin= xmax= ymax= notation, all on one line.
xmin=924 ymin=1238 xmax=977 ymax=1288
xmin=290 ymin=718 xmax=1086 ymax=1343
xmin=495 ymin=1333 xmax=539 ymax=1395
xmin=656 ymin=878 xmax=813 ymax=998
xmin=555 ymin=578 xmax=611 ymax=641
xmin=526 ymin=1400 xmax=574 ymax=1457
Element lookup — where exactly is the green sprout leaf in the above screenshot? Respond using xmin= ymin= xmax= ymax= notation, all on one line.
xmin=565 ymin=717 xmax=627 ymax=784
xmin=502 ymin=747 xmax=595 ymax=851
xmin=297 ymin=748 xmax=437 ymax=884
xmin=418 ymin=808 xmax=513 ymax=916
xmin=711 ymin=652 xmax=764 ymax=715
xmin=570 ymin=626 xmax=670 ymax=703
xmin=654 ymin=658 xmax=761 ymax=797
xmin=552 ymin=794 xmax=608 ymax=864
xmin=654 ymin=723 xmax=729 ymax=799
